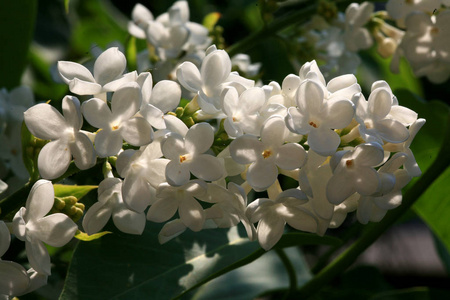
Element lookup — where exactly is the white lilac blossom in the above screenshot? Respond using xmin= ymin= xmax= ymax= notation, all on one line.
xmin=286 ymin=79 xmax=355 ymax=156
xmin=344 ymin=2 xmax=374 ymax=52
xmin=266 ymin=74 xmax=301 ymax=107
xmin=354 ymin=86 xmax=411 ymax=144
xmin=24 ymin=96 xmax=96 ymax=179
xmin=383 ymin=118 xmax=425 ymax=177
xmin=82 ymin=177 xmax=146 ymax=235
xmin=11 ymin=180 xmax=78 ymax=275
xmin=398 ymin=11 xmax=450 ymax=83
xmin=82 ymin=82 xmax=153 ymax=157
xmin=116 ymin=136 xmax=169 ymax=212
xmin=57 ymin=47 xmax=137 ymax=99
xmin=386 ymin=0 xmax=440 ymax=28
xmin=177 ymin=46 xmax=254 ymax=116
xmin=161 ymin=122 xmax=224 ymax=186
xmin=356 ymin=152 xmax=411 ymax=224
xmin=0 ymin=86 xmax=34 ymax=125
xmin=147 ymin=179 xmax=208 ymax=232
xmin=221 ymin=87 xmax=265 ymax=137
xmin=230 ymin=116 xmax=307 ymax=191
xmin=128 ymin=3 xmax=154 ymax=39
xmin=246 ymin=188 xmax=318 ymax=250
xmin=326 ymin=142 xmax=385 ymax=205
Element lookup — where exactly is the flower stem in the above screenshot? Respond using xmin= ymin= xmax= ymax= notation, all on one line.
xmin=294 ymin=110 xmax=450 ymax=299
xmin=275 ymin=248 xmax=297 ymax=299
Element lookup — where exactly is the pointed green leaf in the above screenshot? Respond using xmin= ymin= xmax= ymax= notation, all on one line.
xmin=0 ymin=0 xmax=37 ymax=89
xmin=203 ymin=12 xmax=221 ymax=32
xmin=53 ymin=184 xmax=98 ymax=201
xmin=74 ymin=230 xmax=112 ymax=242
xmin=60 ymin=221 xmax=340 ymax=300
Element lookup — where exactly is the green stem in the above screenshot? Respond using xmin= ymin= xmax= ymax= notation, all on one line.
xmin=226 ymin=3 xmax=317 ymax=57
xmin=295 ymin=111 xmax=450 ymax=299
xmin=275 ymin=248 xmax=297 ymax=299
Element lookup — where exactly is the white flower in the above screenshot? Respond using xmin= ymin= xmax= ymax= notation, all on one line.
xmin=386 ymin=0 xmax=440 ymax=28
xmin=116 ymin=136 xmax=169 ymax=212
xmin=82 ymin=82 xmax=153 ymax=157
xmin=230 ymin=116 xmax=307 ymax=191
xmin=162 ymin=122 xmax=224 ymax=186
xmin=147 ymin=180 xmax=208 ymax=232
xmin=231 ymin=54 xmax=261 ymax=77
xmin=221 ymin=87 xmax=265 ymax=138
xmin=383 ymin=118 xmax=425 ymax=177
xmin=0 ymin=86 xmax=34 ymax=124
xmin=266 ymin=74 xmax=301 ymax=107
xmin=344 ymin=2 xmax=374 ymax=52
xmin=177 ymin=47 xmax=254 ymax=116
xmin=246 ymin=188 xmax=318 ymax=250
xmin=128 ymin=3 xmax=154 ymax=39
xmin=286 ymin=79 xmax=355 ymax=156
xmin=326 ymin=142 xmax=385 ymax=205
xmin=57 ymin=47 xmax=137 ymax=98
xmin=0 ymin=221 xmax=30 ymax=297
xmin=24 ymin=96 xmax=96 ymax=179
xmin=198 ymin=182 xmax=256 ymax=240
xmin=357 ymin=152 xmax=411 ymax=224
xmin=399 ymin=11 xmax=450 ymax=83
xmin=354 ymin=85 xmax=411 ymax=144
xmin=82 ymin=178 xmax=146 ymax=235
xmin=11 ymin=180 xmax=78 ymax=275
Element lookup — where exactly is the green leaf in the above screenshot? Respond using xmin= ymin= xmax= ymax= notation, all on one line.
xmin=0 ymin=0 xmax=37 ymax=89
xmin=60 ymin=222 xmax=340 ymax=299
xmin=74 ymin=230 xmax=111 ymax=241
xmin=393 ymin=90 xmax=450 ymax=253
xmin=53 ymin=184 xmax=98 ymax=201
xmin=202 ymin=12 xmax=221 ymax=32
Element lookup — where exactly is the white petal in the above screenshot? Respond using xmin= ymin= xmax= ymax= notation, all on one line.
xmin=185 ymin=123 xmax=214 ymax=154
xmin=112 ymin=204 xmax=146 ymax=235
xmin=376 ymin=119 xmax=409 ymax=143
xmin=327 ymin=74 xmax=357 ymax=93
xmin=247 ymin=160 xmax=278 ymax=192
xmin=388 ymin=105 xmax=417 ymax=126
xmin=229 ymin=135 xmax=263 ymax=164
xmin=239 ymin=87 xmax=267 ymax=113
xmin=94 ymin=129 xmax=123 ymax=157
xmin=69 ymin=78 xmax=103 ymax=95
xmin=367 ymin=88 xmax=392 ymax=120
xmin=276 ymin=143 xmax=306 ymax=170
xmin=150 ymin=80 xmax=181 ymax=112
xmin=162 ymin=133 xmax=185 ymax=160
xmin=190 ymin=154 xmax=224 ymax=182
xmin=354 ymin=167 xmax=380 ymax=196
xmin=26 ymin=240 xmax=51 ymax=275
xmin=260 ymin=117 xmax=286 ymax=149
xmin=257 ymin=213 xmax=285 ymax=251
xmin=201 ymin=50 xmax=231 ymax=96
xmin=82 ymin=202 xmax=112 ymax=235
xmin=121 ymin=117 xmax=153 ymax=146
xmin=158 ymin=219 xmax=187 ymax=244
xmin=326 ymin=173 xmax=356 ymax=205
xmin=71 ymin=132 xmax=96 ymax=170
xmin=38 ymin=140 xmax=71 ymax=180
xmin=326 ymin=99 xmax=355 ymax=129
xmin=297 ymin=80 xmax=324 ymax=114
xmin=166 ymin=160 xmax=190 ymax=186
xmin=32 ymin=213 xmax=77 ymax=247
xmin=176 ymin=62 xmax=202 ymax=92
xmin=62 ymin=96 xmax=82 ymax=130
xmin=24 ymin=104 xmax=67 ymax=140
xmin=179 ymin=196 xmax=205 ymax=232
xmin=82 ymin=98 xmax=112 ymax=129
xmin=93 ymin=47 xmax=126 ymax=86
xmin=164 ymin=114 xmax=189 ymax=136
xmin=0 ymin=261 xmax=29 ymax=296
xmin=308 ymin=128 xmax=340 ymax=156
xmin=57 ymin=61 xmax=95 ymax=84
xmin=147 ymin=197 xmax=178 ymax=223
xmin=25 ymin=180 xmax=54 ymax=221
xmin=284 ymin=207 xmax=317 ymax=233
xmin=111 ymin=82 xmax=142 ymax=121
xmin=122 ymin=175 xmax=154 ymax=212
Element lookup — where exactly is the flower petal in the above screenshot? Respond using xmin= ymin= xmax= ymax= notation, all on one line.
xmin=94 ymin=129 xmax=123 ymax=157
xmin=82 ymin=98 xmax=112 ymax=129
xmin=112 ymin=203 xmax=146 ymax=235
xmin=190 ymin=154 xmax=224 ymax=182
xmin=111 ymin=82 xmax=142 ymax=121
xmin=121 ymin=117 xmax=153 ymax=146
xmin=147 ymin=197 xmax=178 ymax=223
xmin=38 ymin=140 xmax=71 ymax=180
xmin=24 ymin=104 xmax=67 ymax=140
xmin=26 ymin=240 xmax=51 ymax=275
xmin=150 ymin=80 xmax=181 ymax=112
xmin=247 ymin=160 xmax=278 ymax=192
xmin=82 ymin=201 xmax=112 ymax=235
xmin=229 ymin=135 xmax=263 ymax=164
xmin=93 ymin=47 xmax=126 ymax=86
xmin=57 ymin=61 xmax=95 ymax=84
xmin=257 ymin=213 xmax=285 ymax=251
xmin=70 ymin=132 xmax=96 ymax=170
xmin=185 ymin=123 xmax=214 ymax=154
xmin=166 ymin=160 xmax=190 ymax=186
xmin=176 ymin=62 xmax=202 ymax=92
xmin=32 ymin=213 xmax=77 ymax=247
xmin=0 ymin=261 xmax=29 ymax=296
xmin=276 ymin=143 xmax=306 ymax=170
xmin=179 ymin=196 xmax=205 ymax=232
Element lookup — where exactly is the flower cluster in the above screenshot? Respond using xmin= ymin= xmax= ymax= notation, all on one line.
xmin=300 ymin=0 xmax=450 ymax=83
xmin=0 ymin=1 xmax=428 ymax=297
